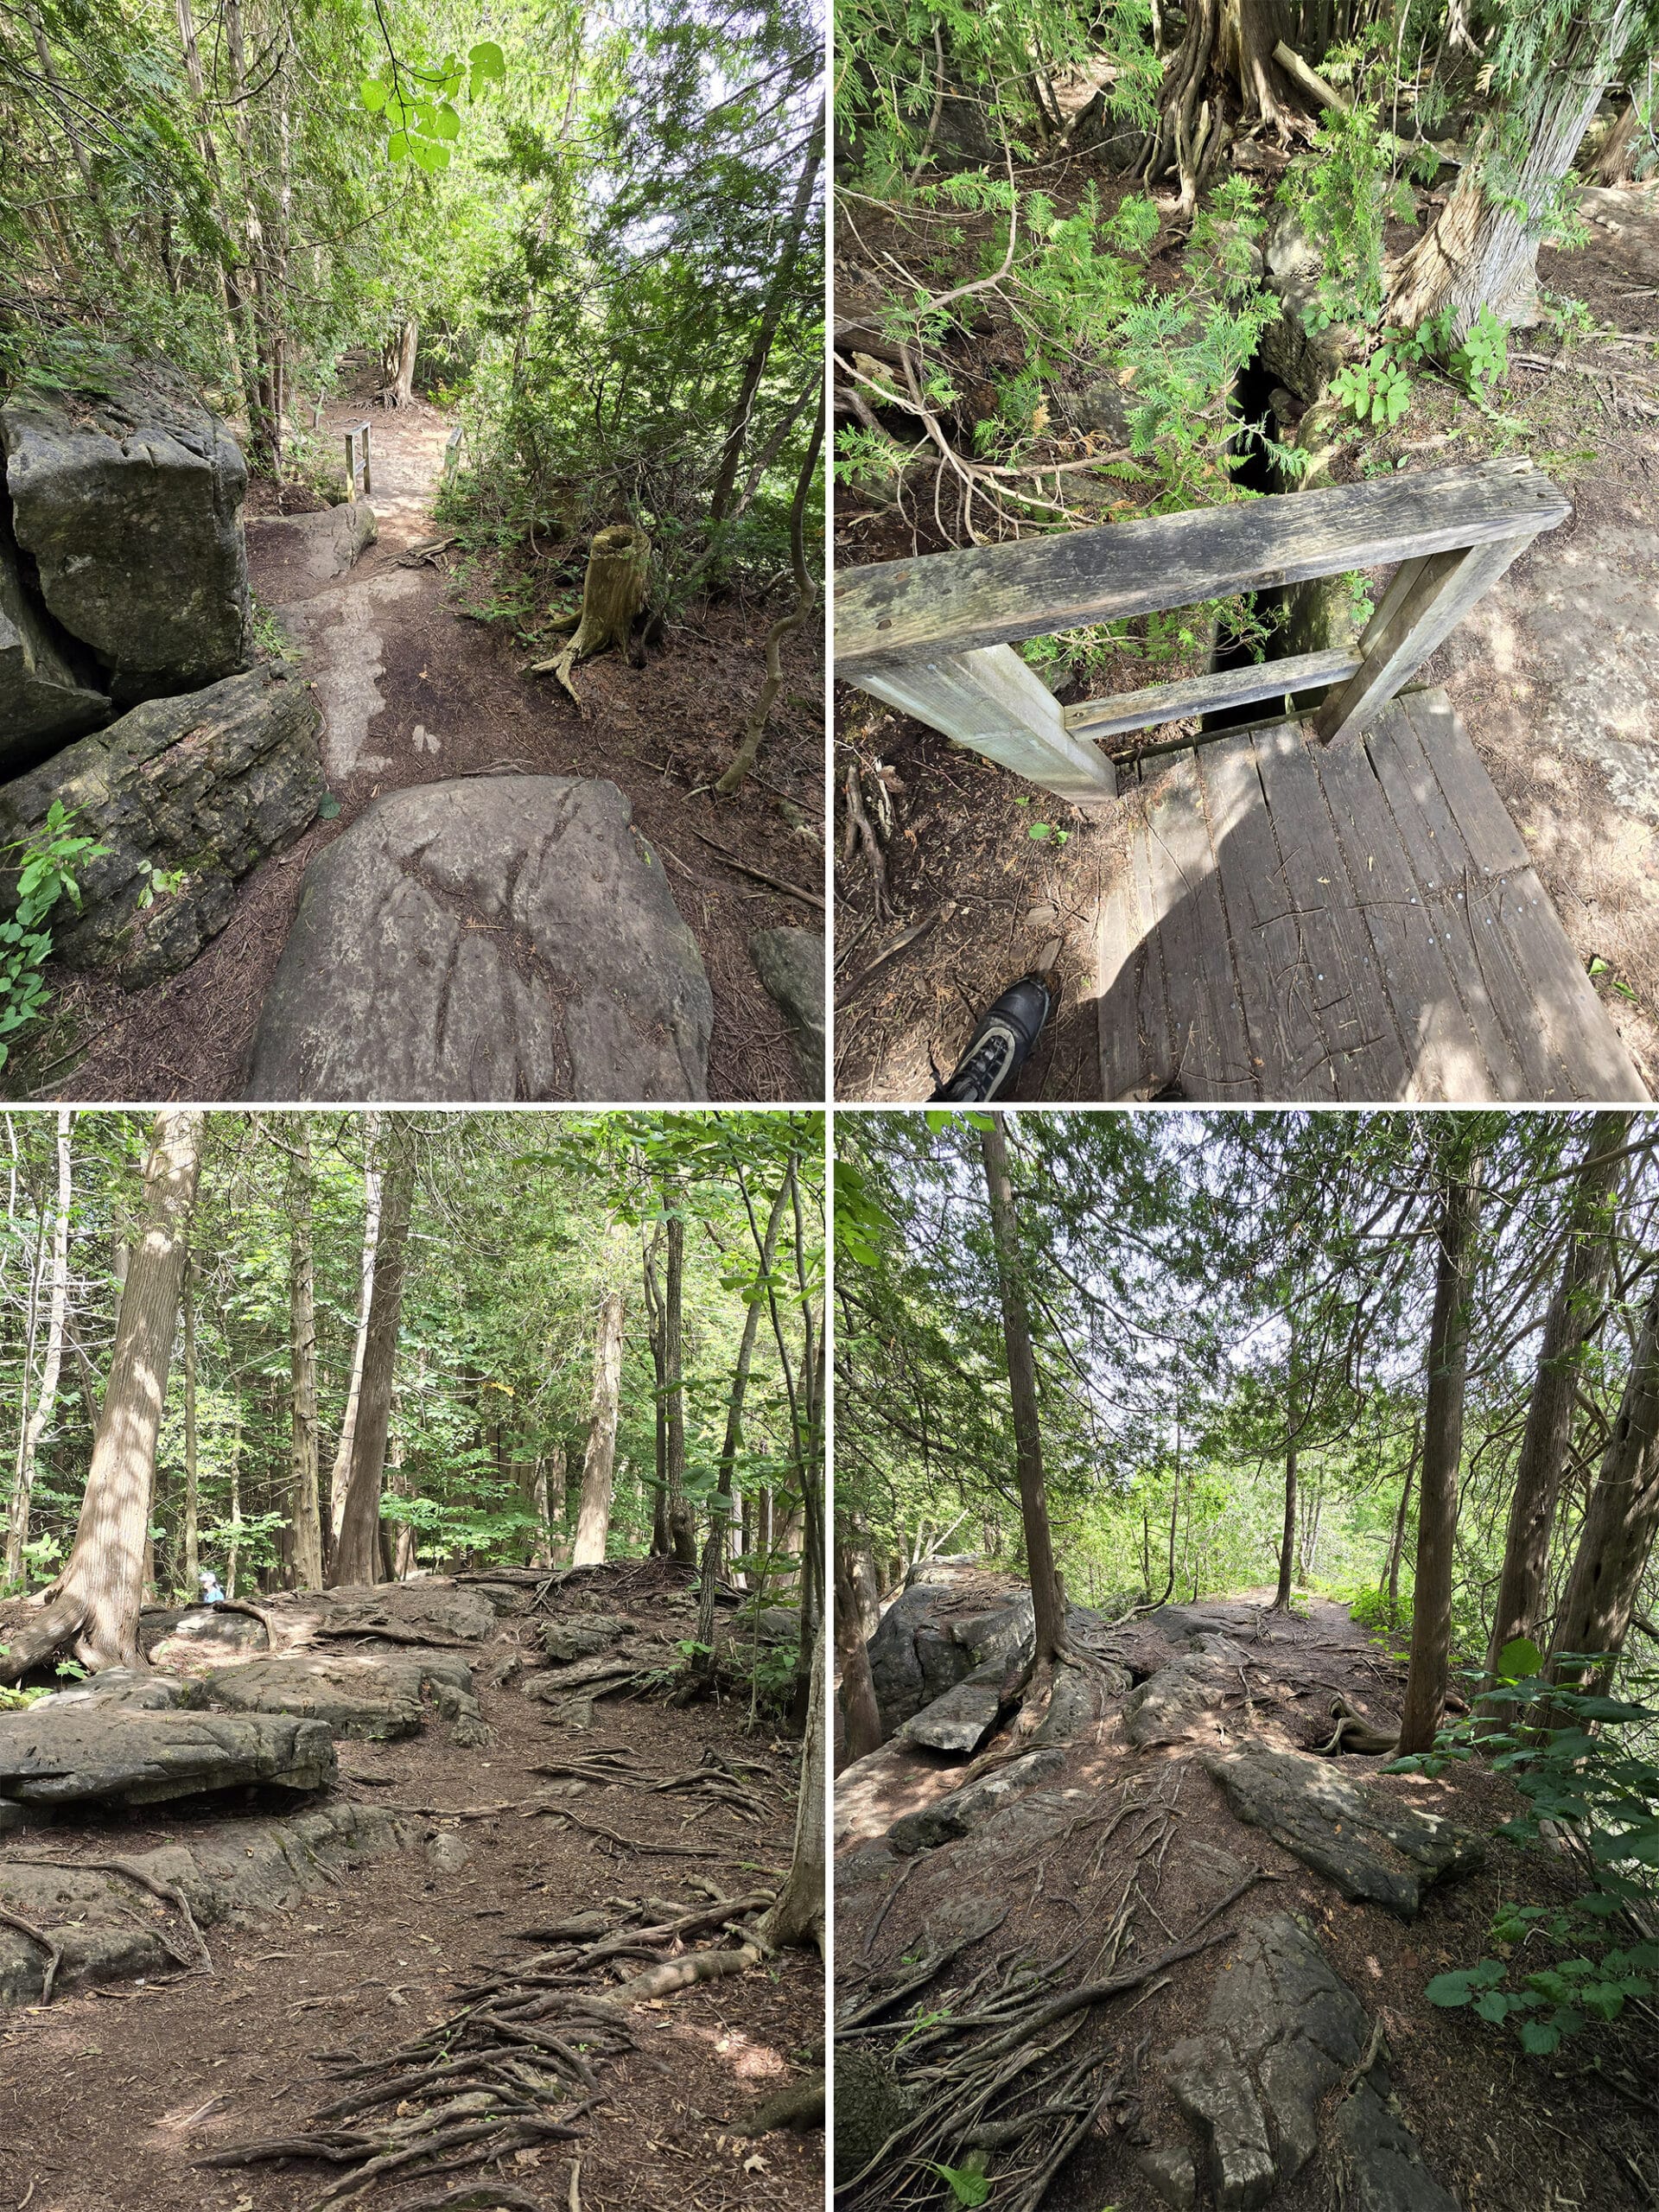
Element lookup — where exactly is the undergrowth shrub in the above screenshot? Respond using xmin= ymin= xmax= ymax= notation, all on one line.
xmin=1396 ymin=1638 xmax=1659 ymax=2059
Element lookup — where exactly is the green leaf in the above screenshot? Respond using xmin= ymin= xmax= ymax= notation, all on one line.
xmin=927 ymin=2165 xmax=990 ymax=2208
xmin=387 ymin=130 xmax=410 ymax=161
xmin=469 ymin=38 xmax=506 ymax=92
xmin=317 ymin=794 xmax=342 ymax=820
xmin=409 ymin=137 xmax=450 ymax=172
xmin=1027 ymin=823 xmax=1052 ymax=840
xmin=431 ymin=102 xmax=461 ymax=141
xmin=1518 ymin=2019 xmax=1560 ymax=2056
xmin=1497 ymin=1636 xmax=1543 ymax=1680
xmin=359 ymin=75 xmax=386 ymax=111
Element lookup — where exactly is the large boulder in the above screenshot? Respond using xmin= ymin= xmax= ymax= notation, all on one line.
xmin=1154 ymin=1913 xmax=1458 ymax=2212
xmin=196 ymin=1649 xmax=487 ymax=1745
xmin=0 ymin=1800 xmax=420 ymax=2004
xmin=244 ymin=776 xmax=714 ymax=1102
xmin=749 ymin=925 xmax=824 ymax=1097
xmin=1205 ymin=1748 xmax=1484 ymax=1917
xmin=0 ymin=505 xmax=109 ymax=766
xmin=2 ymin=360 xmax=250 ymax=702
xmin=1124 ymin=1635 xmax=1249 ymax=1748
xmin=269 ymin=1580 xmax=499 ymax=1646
xmin=0 ymin=1705 xmax=335 ymax=1807
xmin=887 ymin=1747 xmax=1066 ymax=1853
xmin=0 ymin=663 xmax=322 ymax=989
xmin=865 ymin=1581 xmax=1035 ymax=1737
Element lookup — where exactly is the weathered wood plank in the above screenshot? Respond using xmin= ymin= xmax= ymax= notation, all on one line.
xmin=1363 ymin=702 xmax=1555 ymax=1097
xmin=1393 ymin=696 xmax=1646 ymax=1100
xmin=1315 ymin=533 xmax=1535 ymax=744
xmin=1192 ymin=732 xmax=1336 ymax=1096
xmin=854 ymin=644 xmax=1116 ymax=805
xmin=1249 ymin=721 xmax=1409 ymax=1098
xmin=836 ymin=461 xmax=1571 ymax=673
xmin=1122 ymin=764 xmax=1179 ymax=1099
xmin=1095 ymin=781 xmax=1153 ymax=1101
xmin=1062 ymin=648 xmax=1360 ymax=737
xmin=1313 ymin=722 xmax=1511 ymax=1100
xmin=1138 ymin=752 xmax=1258 ymax=1098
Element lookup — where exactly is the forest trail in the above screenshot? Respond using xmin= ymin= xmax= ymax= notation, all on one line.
xmin=836 ymin=1573 xmax=1653 ymax=2212
xmin=48 ymin=378 xmax=821 ymax=1104
xmin=0 ymin=1561 xmax=823 ymax=2212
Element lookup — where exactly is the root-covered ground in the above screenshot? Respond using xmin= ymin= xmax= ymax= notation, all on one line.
xmin=0 ymin=1560 xmax=823 ymax=2212
xmin=835 ymin=1578 xmax=1659 ymax=2212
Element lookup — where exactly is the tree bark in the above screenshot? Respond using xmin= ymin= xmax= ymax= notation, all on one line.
xmin=529 ymin=1446 xmax=562 ymax=1568
xmin=758 ymin=1624 xmax=825 ymax=1952
xmin=1397 ymin=1136 xmax=1483 ymax=1754
xmin=5 ymin=1110 xmax=73 ymax=1586
xmin=715 ymin=391 xmax=825 ymax=797
xmin=390 ymin=319 xmax=418 ymax=405
xmin=1591 ymin=95 xmax=1640 ymax=184
xmin=835 ymin=1531 xmax=883 ymax=1766
xmin=1273 ymin=1313 xmax=1299 ymax=1610
xmin=1483 ymin=1112 xmax=1627 ymax=1688
xmin=980 ymin=1116 xmax=1069 ymax=1673
xmin=182 ymin=1256 xmax=199 ymax=1596
xmin=642 ymin=1227 xmax=671 ymax=1554
xmin=543 ymin=525 xmax=652 ymax=701
xmin=329 ymin=1115 xmax=384 ymax=1548
xmin=694 ymin=1170 xmax=791 ymax=1662
xmin=664 ymin=1188 xmax=696 ymax=1567
xmin=288 ymin=1123 xmax=323 ymax=1591
xmin=1546 ymin=1274 xmax=1659 ymax=1692
xmin=1384 ymin=1419 xmax=1421 ymax=1624
xmin=1388 ymin=2 xmax=1639 ymax=336
xmin=329 ymin=1128 xmax=416 ymax=1588
xmin=0 ymin=1112 xmax=204 ymax=1678
xmin=572 ymin=1289 xmax=625 ymax=1566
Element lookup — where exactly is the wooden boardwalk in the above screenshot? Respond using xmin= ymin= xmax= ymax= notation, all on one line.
xmin=1095 ymin=688 xmax=1647 ymax=1103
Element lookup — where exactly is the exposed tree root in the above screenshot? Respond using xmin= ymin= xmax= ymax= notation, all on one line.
xmin=1317 ymin=1696 xmax=1400 ymax=1756
xmin=0 ymin=1902 xmax=65 ymax=2002
xmin=3 ymin=1853 xmax=213 ymax=1973
xmin=204 ymin=1883 xmax=785 ymax=2210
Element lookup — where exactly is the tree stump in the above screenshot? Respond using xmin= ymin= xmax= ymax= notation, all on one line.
xmin=539 ymin=524 xmax=652 ymax=702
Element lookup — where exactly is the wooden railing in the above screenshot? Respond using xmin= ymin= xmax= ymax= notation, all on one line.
xmin=835 ymin=458 xmax=1570 ymax=805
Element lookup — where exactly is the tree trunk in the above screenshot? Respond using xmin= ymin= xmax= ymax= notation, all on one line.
xmin=758 ymin=1624 xmax=825 ymax=1952
xmin=5 ymin=1109 xmax=73 ymax=1585
xmin=845 ymin=1511 xmax=880 ymax=1640
xmin=1546 ymin=1274 xmax=1659 ymax=1692
xmin=835 ymin=1532 xmax=883 ymax=1766
xmin=1273 ymin=1313 xmax=1299 ymax=1609
xmin=1591 ymin=95 xmax=1640 ymax=184
xmin=695 ymin=1172 xmax=791 ymax=1662
xmin=1384 ymin=1419 xmax=1421 ymax=1623
xmin=664 ymin=1189 xmax=696 ymax=1567
xmin=329 ymin=1116 xmax=384 ymax=1548
xmin=529 ymin=1446 xmax=562 ymax=1568
xmin=708 ymin=102 xmax=824 ymax=526
xmin=182 ymin=1257 xmax=199 ymax=1595
xmin=1144 ymin=0 xmax=1304 ymax=219
xmin=980 ymin=1116 xmax=1069 ymax=1675
xmin=1483 ymin=1112 xmax=1627 ymax=1690
xmin=390 ymin=319 xmax=418 ymax=405
xmin=573 ymin=1289 xmax=625 ymax=1566
xmin=288 ymin=1124 xmax=323 ymax=1591
xmin=1388 ymin=3 xmax=1639 ymax=336
xmin=642 ymin=1228 xmax=671 ymax=1555
xmin=329 ymin=1130 xmax=416 ymax=1588
xmin=0 ymin=1112 xmax=204 ymax=1679
xmin=1397 ymin=1137 xmax=1483 ymax=1754
xmin=543 ymin=525 xmax=652 ymax=702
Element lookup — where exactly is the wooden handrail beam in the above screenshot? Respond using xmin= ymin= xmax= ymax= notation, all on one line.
xmin=1062 ymin=646 xmax=1361 ymax=740
xmin=836 ymin=459 xmax=1568 ymax=675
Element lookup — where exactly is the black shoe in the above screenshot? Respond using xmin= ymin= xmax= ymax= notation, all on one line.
xmin=929 ymin=975 xmax=1053 ymax=1101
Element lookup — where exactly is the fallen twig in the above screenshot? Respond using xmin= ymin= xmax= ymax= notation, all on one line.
xmin=683 ymin=828 xmax=824 ymax=909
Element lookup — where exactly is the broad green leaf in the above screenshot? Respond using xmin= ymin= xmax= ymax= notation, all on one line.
xmin=1497 ymin=1636 xmax=1542 ymax=1679
xmin=359 ymin=76 xmax=386 ymax=111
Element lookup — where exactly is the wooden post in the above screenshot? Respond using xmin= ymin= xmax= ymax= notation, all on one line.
xmin=342 ymin=427 xmax=356 ymax=504
xmin=852 ymin=644 xmax=1117 ymax=807
xmin=362 ymin=422 xmax=372 ymax=497
xmin=1314 ymin=532 xmax=1537 ymax=745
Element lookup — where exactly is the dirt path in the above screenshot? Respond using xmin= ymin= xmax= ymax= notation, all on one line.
xmin=44 ymin=375 xmax=823 ymax=1103
xmin=0 ymin=1567 xmax=823 ymax=2212
xmin=836 ymin=1580 xmax=1658 ymax=2212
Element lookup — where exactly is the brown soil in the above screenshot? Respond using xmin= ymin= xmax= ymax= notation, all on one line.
xmin=834 ymin=170 xmax=1659 ymax=1101
xmin=0 ymin=1564 xmax=823 ymax=2212
xmin=836 ymin=1588 xmax=1659 ymax=2212
xmin=24 ymin=359 xmax=823 ymax=1104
